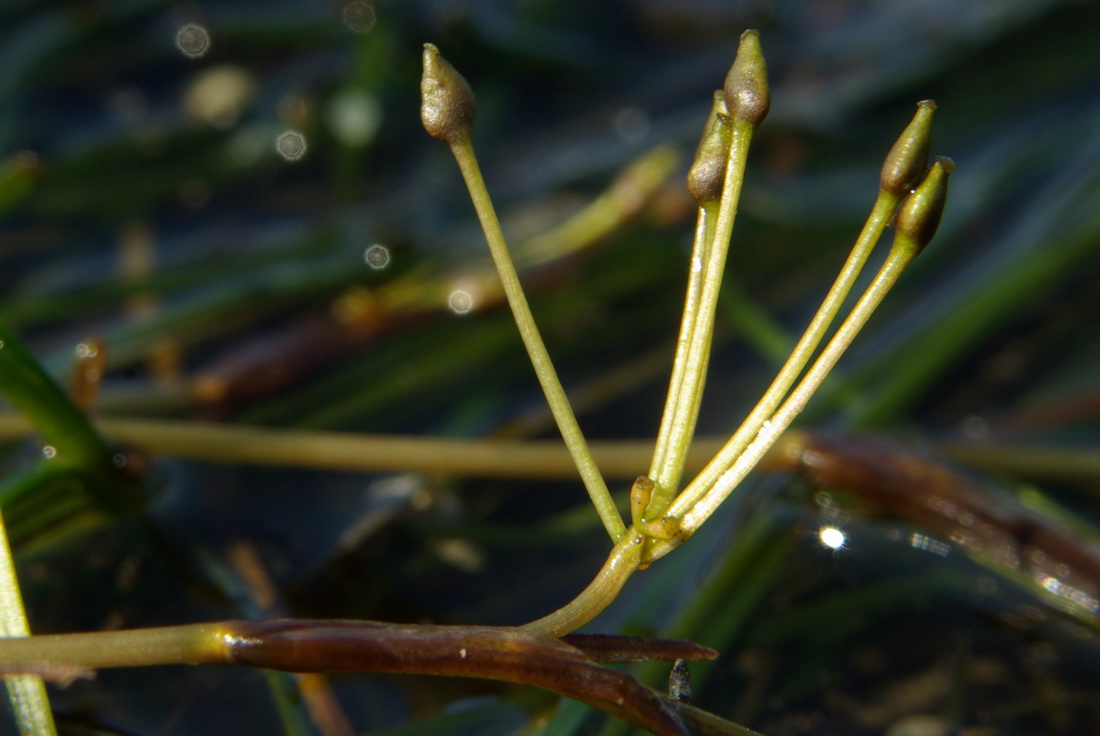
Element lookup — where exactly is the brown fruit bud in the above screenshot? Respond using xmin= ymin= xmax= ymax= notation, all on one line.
xmin=686 ymin=93 xmax=733 ymax=206
xmin=895 ymin=156 xmax=955 ymax=254
xmin=723 ymin=30 xmax=770 ymax=127
xmin=881 ymin=100 xmax=936 ymax=198
xmin=420 ymin=43 xmax=476 ymax=144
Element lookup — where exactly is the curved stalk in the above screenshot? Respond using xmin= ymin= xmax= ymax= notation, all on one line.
xmin=518 ymin=531 xmax=646 ymax=637
xmin=447 ymin=137 xmax=623 ymax=540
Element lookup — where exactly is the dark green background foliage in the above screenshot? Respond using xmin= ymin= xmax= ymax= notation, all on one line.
xmin=1 ymin=0 xmax=1099 ymax=734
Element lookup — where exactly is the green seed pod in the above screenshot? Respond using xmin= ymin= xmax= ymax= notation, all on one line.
xmin=881 ymin=100 xmax=937 ymax=198
xmin=421 ymin=43 xmax=476 ymax=144
xmin=895 ymin=156 xmax=955 ymax=253
xmin=723 ymin=30 xmax=769 ymax=127
xmin=686 ymin=93 xmax=733 ymax=206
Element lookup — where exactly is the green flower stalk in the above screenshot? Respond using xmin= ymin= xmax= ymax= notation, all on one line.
xmin=653 ymin=157 xmax=955 ymax=554
xmin=647 ymin=95 xmax=731 ymax=502
xmin=644 ymin=30 xmax=769 ymax=519
xmin=420 ymin=44 xmax=625 ymax=541
xmin=520 ymin=60 xmax=951 ymax=631
xmin=660 ymin=99 xmax=939 ymax=524
xmin=0 ymin=35 xmax=958 ymax=734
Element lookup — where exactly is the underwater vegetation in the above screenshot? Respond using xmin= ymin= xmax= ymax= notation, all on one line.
xmin=0 ymin=1 xmax=1099 ymax=734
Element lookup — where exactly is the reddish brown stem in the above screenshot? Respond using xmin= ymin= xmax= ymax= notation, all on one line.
xmin=0 ymin=619 xmax=728 ymax=736
xmin=226 ymin=620 xmax=710 ymax=735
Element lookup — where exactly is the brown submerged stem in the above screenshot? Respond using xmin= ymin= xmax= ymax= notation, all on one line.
xmin=0 ymin=620 xmax=726 ymax=736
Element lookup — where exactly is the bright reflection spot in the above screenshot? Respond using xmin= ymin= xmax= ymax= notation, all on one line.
xmin=433 ymin=537 xmax=483 ymax=572
xmin=42 ymin=445 xmax=57 ymax=460
xmin=910 ymin=532 xmax=950 ymax=557
xmin=818 ymin=525 xmax=846 ymax=550
xmin=1037 ymin=574 xmax=1100 ymax=614
xmin=364 ymin=244 xmax=390 ymax=269
xmin=276 ymin=130 xmax=307 ymax=160
xmin=184 ymin=66 xmax=256 ymax=129
xmin=75 ymin=343 xmax=98 ymax=359
xmin=176 ymin=24 xmax=211 ymax=58
xmin=448 ymin=290 xmax=473 ymax=315
xmin=326 ymin=89 xmax=381 ymax=147
xmin=343 ymin=2 xmax=377 ymax=33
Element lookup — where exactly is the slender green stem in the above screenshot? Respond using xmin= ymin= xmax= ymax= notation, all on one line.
xmin=647 ymin=203 xmax=717 ymax=492
xmin=649 ymin=242 xmax=921 ymax=561
xmin=646 ymin=93 xmax=730 ymax=498
xmin=663 ymin=190 xmax=900 ymax=520
xmin=0 ymin=509 xmax=57 ymax=736
xmin=645 ymin=120 xmax=755 ymax=517
xmin=448 ymin=137 xmax=625 ymax=541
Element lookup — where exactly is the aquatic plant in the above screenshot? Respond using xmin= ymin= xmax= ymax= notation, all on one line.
xmin=0 ymin=29 xmax=957 ymax=736
xmin=1 ymin=3 xmax=1099 ymax=734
